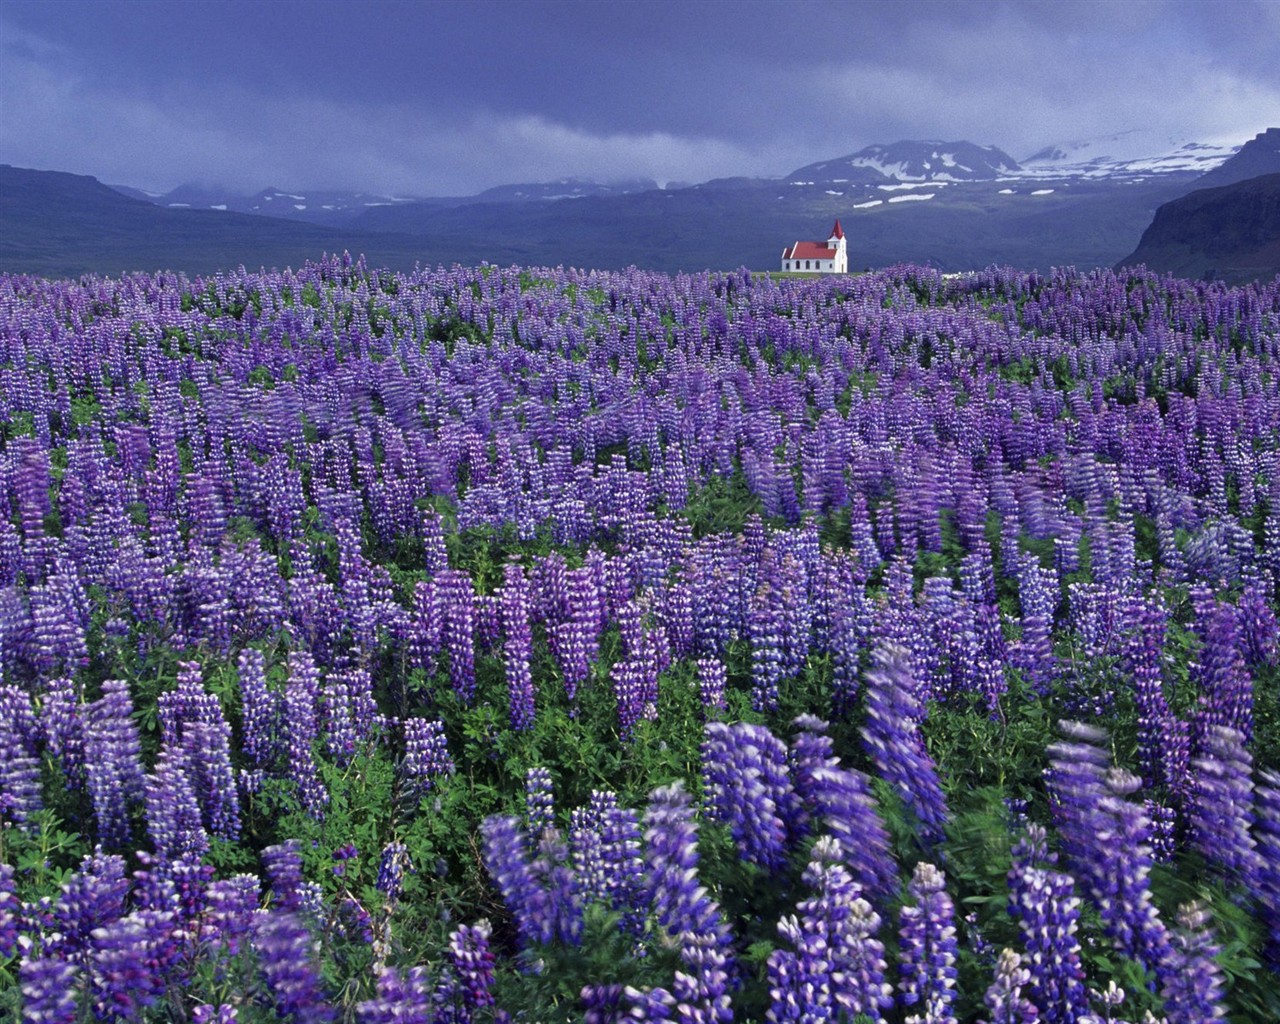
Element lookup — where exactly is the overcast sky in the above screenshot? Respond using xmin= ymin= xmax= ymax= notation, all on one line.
xmin=2 ymin=0 xmax=1277 ymax=196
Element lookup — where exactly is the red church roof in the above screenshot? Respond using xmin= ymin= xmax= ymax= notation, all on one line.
xmin=830 ymin=219 xmax=844 ymax=239
xmin=783 ymin=241 xmax=836 ymax=260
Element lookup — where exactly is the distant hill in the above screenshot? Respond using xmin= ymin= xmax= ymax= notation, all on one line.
xmin=474 ymin=178 xmax=659 ymax=203
xmin=1194 ymin=128 xmax=1280 ymax=189
xmin=786 ymin=141 xmax=1021 ymax=187
xmin=106 ymin=180 xmax=431 ymax=228
xmin=0 ymin=165 xmax=475 ymax=278
xmin=1116 ymin=173 xmax=1280 ymax=285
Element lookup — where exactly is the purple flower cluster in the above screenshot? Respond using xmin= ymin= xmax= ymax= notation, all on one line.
xmin=402 ymin=717 xmax=455 ymax=797
xmin=1 ymin=255 xmax=1278 ymax=1018
xmin=701 ymin=720 xmax=797 ymax=870
xmin=1006 ymin=826 xmax=1091 ymax=1024
xmin=767 ymin=835 xmax=892 ymax=1023
xmin=897 ymin=862 xmax=959 ymax=1024
xmin=862 ymin=643 xmax=949 ymax=844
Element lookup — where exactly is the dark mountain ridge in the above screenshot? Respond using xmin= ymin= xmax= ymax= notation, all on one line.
xmin=1117 ymin=173 xmax=1280 ymax=285
xmin=0 ymin=165 xmax=467 ymax=279
xmin=1193 ymin=128 xmax=1280 ymax=189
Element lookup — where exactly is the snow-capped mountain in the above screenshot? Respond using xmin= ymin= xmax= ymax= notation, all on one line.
xmin=1018 ymin=129 xmax=1241 ymax=180
xmin=786 ymin=141 xmax=1023 ymax=187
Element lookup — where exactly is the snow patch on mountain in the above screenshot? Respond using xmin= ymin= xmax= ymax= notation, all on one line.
xmin=786 ymin=141 xmax=1021 ymax=186
xmin=1019 ymin=129 xmax=1241 ymax=180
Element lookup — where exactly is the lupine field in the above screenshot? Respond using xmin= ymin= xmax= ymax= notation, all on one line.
xmin=0 ymin=252 xmax=1277 ymax=1023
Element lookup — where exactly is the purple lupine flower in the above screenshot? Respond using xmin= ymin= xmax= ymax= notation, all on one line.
xmin=263 ymin=840 xmax=308 ymax=914
xmin=131 ymin=846 xmax=211 ymax=924
xmin=747 ymin=566 xmax=786 ymax=712
xmin=1046 ymin=722 xmax=1172 ymax=977
xmin=445 ymin=919 xmax=497 ymax=1014
xmin=660 ymin=575 xmax=696 ymax=659
xmin=694 ymin=657 xmax=727 ymax=717
xmin=157 ymin=662 xmax=241 ymax=842
xmin=20 ymin=955 xmax=83 ymax=1023
xmin=862 ymin=643 xmax=949 ymax=844
xmin=830 ymin=598 xmax=868 ymax=718
xmin=1237 ymin=576 xmax=1278 ymax=668
xmin=157 ymin=660 xmax=206 ymax=745
xmin=1120 ymin=593 xmax=1188 ymax=792
xmin=981 ymin=948 xmax=1038 ymax=1024
xmin=49 ymin=848 xmax=131 ymax=962
xmin=642 ymin=782 xmax=728 ymax=946
xmin=1189 ymin=596 xmax=1253 ymax=749
xmin=480 ymin=814 xmax=555 ymax=947
xmin=531 ymin=825 xmax=583 ymax=946
xmin=1255 ymin=771 xmax=1280 ymax=968
xmin=410 ymin=577 xmax=444 ymax=675
xmin=667 ymin=928 xmax=734 ymax=1024
xmin=26 ymin=569 xmax=91 ymax=675
xmin=192 ymin=1006 xmax=239 ymax=1024
xmin=199 ymin=875 xmax=260 ymax=958
xmin=701 ymin=721 xmax=797 ymax=871
xmin=1006 ymin=826 xmax=1091 ymax=1024
xmin=571 ymin=790 xmax=647 ymax=937
xmin=253 ymin=911 xmax=335 ymax=1024
xmin=570 ymin=803 xmax=608 ymax=909
xmin=438 ymin=569 xmax=477 ymax=705
xmin=322 ymin=667 xmax=375 ymax=765
xmin=145 ymin=748 xmax=209 ymax=861
xmin=501 ymin=561 xmax=537 ymax=731
xmin=898 ymin=862 xmax=959 ymax=1024
xmin=1012 ymin=562 xmax=1057 ymax=693
xmin=40 ymin=675 xmax=85 ymax=790
xmin=0 ymin=684 xmax=42 ymax=828
xmin=582 ymin=983 xmax=625 ymax=1024
xmin=1187 ymin=724 xmax=1262 ymax=888
xmin=376 ymin=841 xmax=410 ymax=905
xmin=1145 ymin=799 xmax=1177 ymax=863
xmin=551 ymin=566 xmax=603 ymax=702
xmin=790 ymin=716 xmax=897 ymax=906
xmin=611 ymin=656 xmax=648 ymax=741
xmin=84 ymin=679 xmax=145 ymax=848
xmin=237 ymin=647 xmax=279 ymax=770
xmin=283 ymin=650 xmax=328 ymax=817
xmin=1160 ymin=901 xmax=1227 ymax=1024
xmin=356 ymin=965 xmax=432 ymax=1024
xmin=776 ymin=553 xmax=812 ymax=681
xmin=641 ymin=781 xmax=734 ymax=1024
xmin=624 ymin=984 xmax=676 ymax=1022
xmin=767 ymin=834 xmax=893 ymax=1024
xmin=402 ymin=717 xmax=455 ymax=796
xmin=87 ymin=909 xmax=180 ymax=1020
xmin=0 ymin=862 xmax=20 ymax=959
xmin=525 ymin=766 xmax=555 ymax=837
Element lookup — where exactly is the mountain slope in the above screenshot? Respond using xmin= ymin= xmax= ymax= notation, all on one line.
xmin=1194 ymin=128 xmax=1280 ymax=189
xmin=0 ymin=165 xmax=466 ymax=278
xmin=1116 ymin=173 xmax=1280 ymax=284
xmin=786 ymin=141 xmax=1021 ymax=186
xmin=1019 ymin=130 xmax=1240 ymax=180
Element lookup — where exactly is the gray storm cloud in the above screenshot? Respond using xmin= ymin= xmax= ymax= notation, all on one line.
xmin=1 ymin=1 xmax=1276 ymax=195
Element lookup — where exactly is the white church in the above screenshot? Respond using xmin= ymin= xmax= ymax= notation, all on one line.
xmin=781 ymin=220 xmax=847 ymax=273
